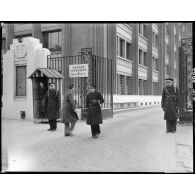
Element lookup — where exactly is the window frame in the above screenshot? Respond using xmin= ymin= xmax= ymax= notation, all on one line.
xmin=15 ymin=64 xmax=27 ymax=98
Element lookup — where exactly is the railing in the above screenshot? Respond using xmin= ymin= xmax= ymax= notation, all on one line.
xmin=47 ymin=54 xmax=113 ymax=111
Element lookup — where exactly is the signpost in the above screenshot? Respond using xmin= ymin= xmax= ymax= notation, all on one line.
xmin=69 ymin=64 xmax=88 ymax=78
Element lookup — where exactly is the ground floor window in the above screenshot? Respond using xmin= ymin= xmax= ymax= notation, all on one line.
xmin=152 ymin=82 xmax=159 ymax=95
xmin=139 ymin=79 xmax=148 ymax=95
xmin=126 ymin=76 xmax=133 ymax=95
xmin=16 ymin=65 xmax=26 ymax=97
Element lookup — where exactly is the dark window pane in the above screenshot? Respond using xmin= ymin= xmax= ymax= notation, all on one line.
xmin=126 ymin=42 xmax=132 ymax=60
xmin=16 ymin=66 xmax=26 ymax=96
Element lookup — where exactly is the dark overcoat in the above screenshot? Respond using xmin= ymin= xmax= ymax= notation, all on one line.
xmin=86 ymin=91 xmax=104 ymax=125
xmin=62 ymin=91 xmax=78 ymax=123
xmin=43 ymin=89 xmax=60 ymax=120
xmin=39 ymin=86 xmax=47 ymax=113
xmin=161 ymin=86 xmax=180 ymax=120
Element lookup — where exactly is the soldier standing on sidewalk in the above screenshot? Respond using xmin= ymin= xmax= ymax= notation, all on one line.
xmin=43 ymin=83 xmax=61 ymax=131
xmin=62 ymin=84 xmax=78 ymax=136
xmin=86 ymin=84 xmax=104 ymax=138
xmin=161 ymin=77 xmax=180 ymax=133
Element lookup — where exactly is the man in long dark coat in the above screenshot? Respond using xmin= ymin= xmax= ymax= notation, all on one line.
xmin=39 ymin=82 xmax=47 ymax=119
xmin=62 ymin=84 xmax=78 ymax=136
xmin=43 ymin=83 xmax=60 ymax=131
xmin=86 ymin=84 xmax=104 ymax=138
xmin=161 ymin=77 xmax=180 ymax=133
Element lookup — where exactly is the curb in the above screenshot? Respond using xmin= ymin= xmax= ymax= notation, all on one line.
xmin=113 ymin=105 xmax=160 ymax=114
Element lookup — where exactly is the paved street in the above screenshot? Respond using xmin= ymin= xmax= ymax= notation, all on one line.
xmin=2 ymin=106 xmax=193 ymax=172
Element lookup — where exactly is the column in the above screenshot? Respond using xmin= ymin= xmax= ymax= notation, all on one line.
xmin=158 ymin=23 xmax=165 ymax=93
xmin=32 ymin=23 xmax=42 ymax=43
xmin=5 ymin=23 xmax=14 ymax=50
xmin=146 ymin=23 xmax=153 ymax=95
xmin=131 ymin=23 xmax=139 ymax=95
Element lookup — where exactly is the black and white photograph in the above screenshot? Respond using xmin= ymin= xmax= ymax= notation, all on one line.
xmin=1 ymin=22 xmax=193 ymax=173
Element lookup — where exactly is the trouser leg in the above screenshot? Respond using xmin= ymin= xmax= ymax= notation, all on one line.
xmin=53 ymin=119 xmax=57 ymax=129
xmin=49 ymin=120 xmax=52 ymax=129
xmin=65 ymin=123 xmax=70 ymax=135
xmin=70 ymin=122 xmax=76 ymax=131
xmin=166 ymin=120 xmax=176 ymax=132
xmin=91 ymin=125 xmax=100 ymax=137
xmin=91 ymin=125 xmax=96 ymax=136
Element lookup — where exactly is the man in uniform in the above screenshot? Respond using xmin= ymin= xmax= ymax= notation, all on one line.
xmin=43 ymin=83 xmax=61 ymax=131
xmin=161 ymin=77 xmax=180 ymax=133
xmin=86 ymin=84 xmax=104 ymax=138
xmin=39 ymin=82 xmax=47 ymax=119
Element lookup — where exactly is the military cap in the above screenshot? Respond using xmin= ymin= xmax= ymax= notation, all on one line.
xmin=165 ymin=77 xmax=174 ymax=81
xmin=89 ymin=84 xmax=96 ymax=88
xmin=68 ymin=83 xmax=74 ymax=89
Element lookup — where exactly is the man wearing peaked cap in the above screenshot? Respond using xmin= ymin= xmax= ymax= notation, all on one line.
xmin=161 ymin=77 xmax=180 ymax=133
xmin=85 ymin=84 xmax=104 ymax=138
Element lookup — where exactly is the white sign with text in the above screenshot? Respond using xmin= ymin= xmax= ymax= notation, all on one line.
xmin=69 ymin=64 xmax=88 ymax=78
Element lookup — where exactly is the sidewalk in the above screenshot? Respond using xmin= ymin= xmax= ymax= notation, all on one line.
xmin=175 ymin=124 xmax=193 ymax=172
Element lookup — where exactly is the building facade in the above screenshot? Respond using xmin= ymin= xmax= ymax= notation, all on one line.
xmin=1 ymin=23 xmax=192 ymax=119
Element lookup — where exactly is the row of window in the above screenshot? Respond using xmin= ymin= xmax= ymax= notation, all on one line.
xmin=117 ymin=74 xmax=160 ymax=95
xmin=117 ymin=36 xmax=132 ymax=61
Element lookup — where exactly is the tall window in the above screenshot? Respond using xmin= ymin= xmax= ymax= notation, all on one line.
xmin=152 ymin=57 xmax=158 ymax=71
xmin=43 ymin=31 xmax=62 ymax=52
xmin=16 ymin=65 xmax=26 ymax=96
xmin=139 ymin=49 xmax=147 ymax=66
xmin=119 ymin=38 xmax=125 ymax=58
xmin=138 ymin=24 xmax=147 ymax=38
xmin=126 ymin=42 xmax=132 ymax=60
xmin=152 ymin=32 xmax=158 ymax=47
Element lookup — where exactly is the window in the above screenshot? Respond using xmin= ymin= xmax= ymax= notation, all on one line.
xmin=139 ymin=24 xmax=147 ymax=38
xmin=139 ymin=79 xmax=144 ymax=95
xmin=126 ymin=76 xmax=132 ymax=94
xmin=119 ymin=38 xmax=125 ymax=58
xmin=120 ymin=75 xmax=125 ymax=95
xmin=152 ymin=33 xmax=158 ymax=47
xmin=16 ymin=65 xmax=26 ymax=96
xmin=126 ymin=42 xmax=132 ymax=60
xmin=152 ymin=57 xmax=158 ymax=71
xmin=43 ymin=31 xmax=62 ymax=52
xmin=139 ymin=49 xmax=147 ymax=66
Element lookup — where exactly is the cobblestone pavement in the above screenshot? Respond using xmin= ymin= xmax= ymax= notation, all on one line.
xmin=1 ymin=106 xmax=193 ymax=172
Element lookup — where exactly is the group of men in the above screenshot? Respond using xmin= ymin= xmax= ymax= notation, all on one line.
xmin=40 ymin=76 xmax=180 ymax=138
xmin=40 ymin=82 xmax=104 ymax=138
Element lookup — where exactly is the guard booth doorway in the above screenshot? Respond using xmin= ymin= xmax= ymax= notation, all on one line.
xmin=28 ymin=68 xmax=64 ymax=123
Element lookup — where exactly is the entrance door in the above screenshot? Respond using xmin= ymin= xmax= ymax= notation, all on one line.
xmin=32 ymin=77 xmax=48 ymax=120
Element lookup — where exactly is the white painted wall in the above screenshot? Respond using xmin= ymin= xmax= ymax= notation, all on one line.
xmin=113 ymin=95 xmax=161 ymax=109
xmin=2 ymin=37 xmax=50 ymax=120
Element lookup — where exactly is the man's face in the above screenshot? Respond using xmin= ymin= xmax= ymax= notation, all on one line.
xmin=165 ymin=80 xmax=173 ymax=87
xmin=40 ymin=83 xmax=44 ymax=88
xmin=49 ymin=84 xmax=55 ymax=90
xmin=89 ymin=86 xmax=95 ymax=93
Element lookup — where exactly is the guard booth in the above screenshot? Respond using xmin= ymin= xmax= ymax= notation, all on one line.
xmin=178 ymin=38 xmax=193 ymax=123
xmin=28 ymin=68 xmax=64 ymax=123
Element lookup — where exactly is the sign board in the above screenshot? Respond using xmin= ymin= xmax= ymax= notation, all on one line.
xmin=69 ymin=64 xmax=88 ymax=78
